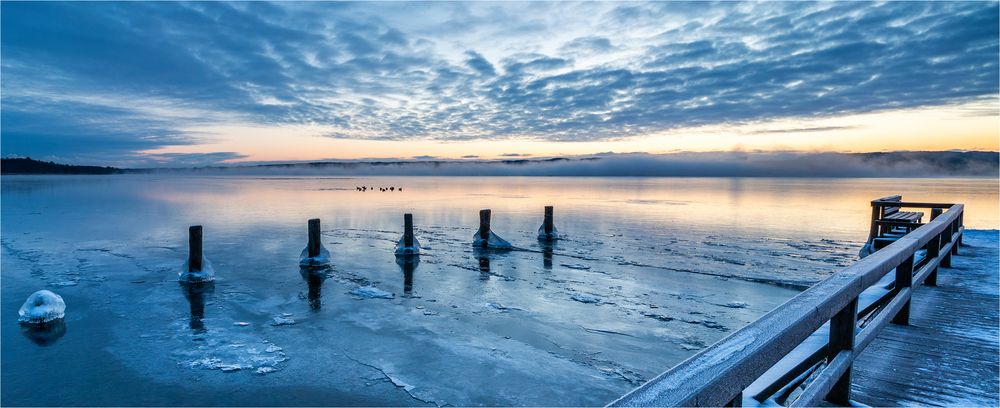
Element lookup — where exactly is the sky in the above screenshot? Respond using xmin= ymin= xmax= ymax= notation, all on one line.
xmin=1 ymin=1 xmax=998 ymax=167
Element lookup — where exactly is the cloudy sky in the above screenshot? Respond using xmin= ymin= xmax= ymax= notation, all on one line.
xmin=2 ymin=1 xmax=997 ymax=167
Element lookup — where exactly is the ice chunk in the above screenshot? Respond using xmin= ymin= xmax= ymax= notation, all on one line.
xmin=179 ymin=256 xmax=216 ymax=282
xmin=561 ymin=263 xmax=591 ymax=270
xmin=570 ymin=293 xmax=601 ymax=304
xmin=350 ymin=286 xmax=395 ymax=299
xmin=18 ymin=290 xmax=66 ymax=324
xmin=299 ymin=246 xmax=332 ymax=267
xmin=725 ymin=301 xmax=749 ymax=308
xmin=472 ymin=231 xmax=512 ymax=249
xmin=271 ymin=316 xmax=295 ymax=326
xmin=537 ymin=224 xmax=559 ymax=240
xmin=394 ymin=236 xmax=421 ymax=256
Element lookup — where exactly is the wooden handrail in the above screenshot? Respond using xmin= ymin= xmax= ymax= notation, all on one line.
xmin=870 ymin=200 xmax=956 ymax=209
xmin=609 ymin=203 xmax=965 ymax=407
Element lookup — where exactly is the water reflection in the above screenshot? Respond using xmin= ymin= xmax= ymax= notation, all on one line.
xmin=300 ymin=266 xmax=330 ymax=311
xmin=477 ymin=253 xmax=491 ymax=280
xmin=20 ymin=320 xmax=67 ymax=346
xmin=180 ymin=281 xmax=214 ymax=333
xmin=540 ymin=241 xmax=555 ymax=270
xmin=395 ymin=256 xmax=419 ymax=296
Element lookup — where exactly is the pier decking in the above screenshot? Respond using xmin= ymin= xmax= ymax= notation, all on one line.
xmin=852 ymin=229 xmax=999 ymax=406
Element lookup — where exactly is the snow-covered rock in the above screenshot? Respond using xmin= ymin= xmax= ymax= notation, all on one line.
xmin=18 ymin=290 xmax=66 ymax=324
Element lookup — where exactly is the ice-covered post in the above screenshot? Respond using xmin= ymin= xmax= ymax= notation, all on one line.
xmin=307 ymin=219 xmax=322 ymax=258
xmin=538 ymin=205 xmax=559 ymax=241
xmin=403 ymin=214 xmax=414 ymax=248
xmin=478 ymin=209 xmax=491 ymax=248
xmin=543 ymin=206 xmax=554 ymax=235
xmin=188 ymin=226 xmax=203 ymax=272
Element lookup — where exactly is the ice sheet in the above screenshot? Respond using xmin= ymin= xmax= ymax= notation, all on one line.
xmin=2 ymin=175 xmax=994 ymax=406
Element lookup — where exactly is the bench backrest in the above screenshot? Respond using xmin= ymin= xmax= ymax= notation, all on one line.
xmin=878 ymin=195 xmax=903 ymax=217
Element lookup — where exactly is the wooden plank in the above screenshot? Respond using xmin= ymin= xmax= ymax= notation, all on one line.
xmin=851 ymin=230 xmax=999 ymax=406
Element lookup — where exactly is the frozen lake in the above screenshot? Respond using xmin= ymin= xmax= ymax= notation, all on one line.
xmin=2 ymin=175 xmax=997 ymax=406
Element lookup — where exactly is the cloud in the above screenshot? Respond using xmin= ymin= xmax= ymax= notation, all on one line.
xmin=464 ymin=51 xmax=496 ymax=76
xmin=0 ymin=96 xmax=195 ymax=165
xmin=499 ymin=153 xmax=532 ymax=157
xmin=559 ymin=36 xmax=616 ymax=54
xmin=1 ymin=1 xmax=997 ymax=163
xmin=748 ymin=126 xmax=859 ymax=135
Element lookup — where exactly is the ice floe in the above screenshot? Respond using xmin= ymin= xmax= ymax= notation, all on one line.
xmin=351 ymin=286 xmax=395 ymax=299
xmin=571 ymin=293 xmax=601 ymax=304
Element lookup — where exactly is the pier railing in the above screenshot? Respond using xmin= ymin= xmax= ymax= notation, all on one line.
xmin=610 ymin=201 xmax=965 ymax=407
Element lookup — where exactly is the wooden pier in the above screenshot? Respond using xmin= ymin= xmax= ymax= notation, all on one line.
xmin=610 ymin=199 xmax=999 ymax=407
xmin=851 ymin=228 xmax=998 ymax=405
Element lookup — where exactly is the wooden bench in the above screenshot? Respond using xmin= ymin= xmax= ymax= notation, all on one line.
xmin=874 ymin=195 xmax=924 ymax=236
xmin=860 ymin=195 xmax=925 ymax=257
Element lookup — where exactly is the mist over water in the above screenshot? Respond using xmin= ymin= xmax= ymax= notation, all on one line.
xmin=1 ymin=175 xmax=996 ymax=406
xmin=147 ymin=151 xmax=1000 ymax=178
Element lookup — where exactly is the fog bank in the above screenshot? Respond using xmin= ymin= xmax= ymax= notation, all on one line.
xmin=142 ymin=151 xmax=998 ymax=177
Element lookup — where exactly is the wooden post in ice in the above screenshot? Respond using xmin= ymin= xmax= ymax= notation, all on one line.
xmin=543 ymin=206 xmax=554 ymax=235
xmin=403 ymin=213 xmax=415 ymax=248
xmin=307 ymin=218 xmax=321 ymax=258
xmin=188 ymin=225 xmax=203 ymax=272
xmin=479 ymin=209 xmax=491 ymax=248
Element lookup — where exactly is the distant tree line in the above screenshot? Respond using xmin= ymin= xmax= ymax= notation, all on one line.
xmin=0 ymin=158 xmax=121 ymax=175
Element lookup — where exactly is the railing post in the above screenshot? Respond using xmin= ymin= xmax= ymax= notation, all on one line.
xmin=188 ymin=225 xmax=203 ymax=272
xmin=950 ymin=219 xmax=960 ymax=255
xmin=957 ymin=212 xmax=965 ymax=247
xmin=925 ymin=233 xmax=941 ymax=286
xmin=827 ymin=298 xmax=858 ymax=405
xmin=941 ymin=222 xmax=953 ymax=268
xmin=868 ymin=204 xmax=881 ymax=239
xmin=892 ymin=255 xmax=914 ymax=324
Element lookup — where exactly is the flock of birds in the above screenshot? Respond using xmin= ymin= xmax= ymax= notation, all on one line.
xmin=355 ymin=186 xmax=402 ymax=192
